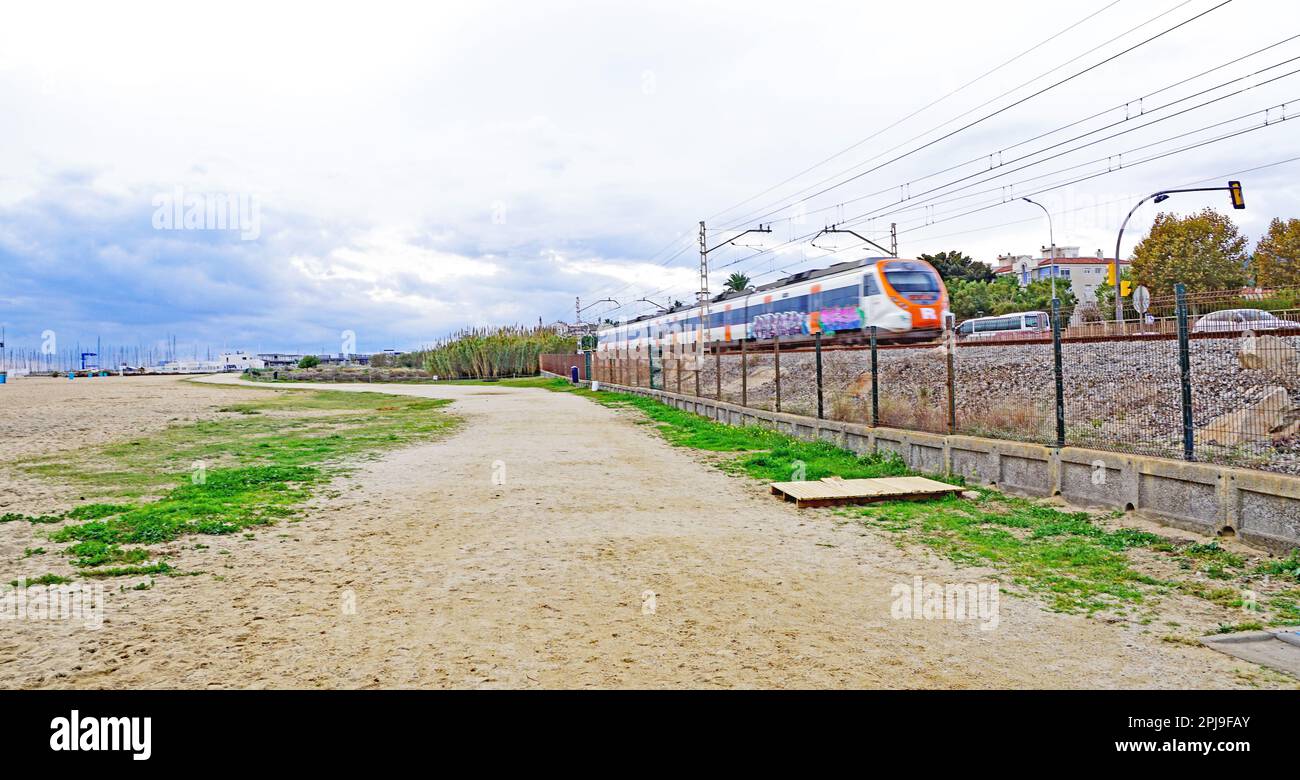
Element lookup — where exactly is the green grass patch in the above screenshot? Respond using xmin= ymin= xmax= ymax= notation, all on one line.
xmin=81 ymin=562 xmax=174 ymax=579
xmin=1 ymin=512 xmax=64 ymax=524
xmin=9 ymin=388 xmax=458 ymax=582
xmin=10 ymin=573 xmax=73 ymax=586
xmin=1255 ymin=550 xmax=1300 ymax=582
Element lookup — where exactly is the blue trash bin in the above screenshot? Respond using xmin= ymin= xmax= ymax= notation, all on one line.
xmin=570 ymin=365 xmax=580 ymax=384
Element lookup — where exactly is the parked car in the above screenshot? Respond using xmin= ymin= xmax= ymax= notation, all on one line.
xmin=1192 ymin=308 xmax=1291 ymax=333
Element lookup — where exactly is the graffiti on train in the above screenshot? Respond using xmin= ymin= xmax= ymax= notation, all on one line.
xmin=750 ymin=306 xmax=864 ymax=339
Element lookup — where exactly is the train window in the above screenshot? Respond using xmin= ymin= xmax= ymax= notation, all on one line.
xmin=773 ymin=295 xmax=807 ymax=314
xmin=709 ymin=311 xmax=724 ymax=328
xmin=725 ymin=307 xmax=745 ymax=326
xmin=958 ymin=321 xmax=973 ymax=335
xmin=864 ymin=275 xmax=881 ymax=296
xmin=884 ymin=268 xmax=940 ymax=293
xmin=821 ymin=286 xmax=857 ymax=308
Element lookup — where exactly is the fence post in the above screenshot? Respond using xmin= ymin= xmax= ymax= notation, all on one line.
xmin=715 ymin=340 xmax=722 ymax=401
xmin=945 ymin=322 xmax=956 ymax=434
xmin=774 ymin=334 xmax=781 ymax=414
xmin=635 ymin=349 xmax=641 ymax=387
xmin=741 ymin=338 xmax=748 ymax=407
xmin=815 ymin=332 xmax=824 ymax=419
xmin=1176 ymin=283 xmax=1195 ymax=461
xmin=870 ymin=326 xmax=879 ymax=427
xmin=694 ymin=347 xmax=701 ymax=397
xmin=676 ymin=353 xmax=682 ymax=395
xmin=1051 ymin=297 xmax=1066 ymax=448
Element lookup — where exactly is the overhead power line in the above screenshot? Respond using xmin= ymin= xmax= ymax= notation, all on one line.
xmin=716 ymin=0 xmax=1230 ymax=232
xmin=704 ymin=0 xmax=1132 ymax=226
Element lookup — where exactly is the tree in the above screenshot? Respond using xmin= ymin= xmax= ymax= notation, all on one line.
xmin=723 ymin=272 xmax=752 ymax=292
xmin=919 ymin=250 xmax=995 ymax=283
xmin=1130 ymin=209 xmax=1249 ymax=294
xmin=1091 ymin=267 xmax=1132 ymax=322
xmin=298 ymin=355 xmax=320 ymax=369
xmin=947 ymin=276 xmax=1074 ymax=321
xmin=1253 ymin=217 xmax=1300 ymax=288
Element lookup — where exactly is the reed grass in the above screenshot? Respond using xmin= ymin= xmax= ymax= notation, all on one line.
xmin=410 ymin=325 xmax=576 ymax=379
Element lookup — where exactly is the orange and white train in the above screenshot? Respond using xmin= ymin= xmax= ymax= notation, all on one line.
xmin=595 ymin=257 xmax=949 ymax=352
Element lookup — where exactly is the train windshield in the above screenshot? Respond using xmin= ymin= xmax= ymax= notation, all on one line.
xmin=883 ymin=267 xmax=940 ymax=293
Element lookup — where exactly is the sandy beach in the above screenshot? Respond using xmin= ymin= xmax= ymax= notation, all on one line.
xmin=0 ymin=373 xmax=1292 ymax=688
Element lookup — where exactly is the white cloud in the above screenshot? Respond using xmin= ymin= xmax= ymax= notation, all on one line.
xmin=1 ymin=0 xmax=1297 ymax=346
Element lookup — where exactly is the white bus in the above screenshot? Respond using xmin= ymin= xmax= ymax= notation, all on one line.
xmin=956 ymin=311 xmax=1050 ymax=340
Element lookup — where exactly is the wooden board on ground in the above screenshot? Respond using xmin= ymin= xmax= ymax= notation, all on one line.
xmin=769 ymin=476 xmax=963 ymax=508
xmin=1200 ymin=627 xmax=1300 ymax=678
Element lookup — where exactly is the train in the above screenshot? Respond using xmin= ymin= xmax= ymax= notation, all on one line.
xmin=595 ymin=257 xmax=949 ymax=352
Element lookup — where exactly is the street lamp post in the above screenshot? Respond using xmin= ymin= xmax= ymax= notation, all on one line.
xmin=1021 ymin=197 xmax=1056 ymax=300
xmin=1113 ymin=181 xmax=1245 ymax=324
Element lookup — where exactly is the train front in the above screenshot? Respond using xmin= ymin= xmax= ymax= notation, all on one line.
xmin=876 ymin=259 xmax=949 ymax=340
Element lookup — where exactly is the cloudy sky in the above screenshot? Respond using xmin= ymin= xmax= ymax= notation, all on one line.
xmin=1 ymin=0 xmax=1297 ymax=356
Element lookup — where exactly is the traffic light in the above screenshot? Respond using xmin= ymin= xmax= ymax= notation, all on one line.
xmin=1228 ymin=180 xmax=1245 ymax=210
xmin=1120 ymin=280 xmax=1132 ymax=297
xmin=1107 ymin=264 xmax=1116 ymax=286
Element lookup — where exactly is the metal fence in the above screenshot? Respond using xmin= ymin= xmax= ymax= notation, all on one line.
xmin=589 ymin=284 xmax=1300 ymax=477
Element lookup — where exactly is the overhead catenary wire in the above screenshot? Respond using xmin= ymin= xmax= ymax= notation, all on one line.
xmin=588 ymin=0 xmax=1267 ymax=325
xmin=704 ymin=0 xmax=1132 ymax=226
xmin=709 ymin=102 xmax=1296 ymax=276
xmin=715 ymin=0 xmax=1231 ymax=232
xmin=750 ymin=38 xmax=1300 ymax=231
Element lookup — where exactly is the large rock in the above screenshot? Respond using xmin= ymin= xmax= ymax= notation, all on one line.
xmin=1238 ymin=334 xmax=1300 ymax=374
xmin=1196 ymin=386 xmax=1293 ymax=447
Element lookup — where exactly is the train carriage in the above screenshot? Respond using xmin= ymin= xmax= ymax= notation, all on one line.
xmin=595 ymin=257 xmax=948 ymax=353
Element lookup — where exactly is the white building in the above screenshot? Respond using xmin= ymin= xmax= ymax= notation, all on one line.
xmin=992 ymin=247 xmax=1131 ymax=304
xmin=219 ymin=352 xmax=265 ymax=371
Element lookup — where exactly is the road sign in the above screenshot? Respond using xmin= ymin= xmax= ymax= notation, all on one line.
xmin=1133 ymin=284 xmax=1151 ymax=314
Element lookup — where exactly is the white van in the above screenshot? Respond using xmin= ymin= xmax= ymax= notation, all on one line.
xmin=957 ymin=311 xmax=1050 ymax=340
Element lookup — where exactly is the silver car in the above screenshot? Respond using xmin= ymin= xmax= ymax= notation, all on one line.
xmin=1192 ymin=308 xmax=1291 ymax=333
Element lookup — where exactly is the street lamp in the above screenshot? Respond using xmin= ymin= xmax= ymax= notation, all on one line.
xmin=1113 ymin=181 xmax=1245 ymax=324
xmin=1021 ymin=197 xmax=1056 ymax=300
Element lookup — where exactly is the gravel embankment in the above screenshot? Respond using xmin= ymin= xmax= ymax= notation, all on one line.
xmin=645 ymin=336 xmax=1300 ymax=474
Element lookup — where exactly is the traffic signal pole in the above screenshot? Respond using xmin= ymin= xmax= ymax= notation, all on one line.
xmin=1112 ymin=182 xmax=1245 ymax=325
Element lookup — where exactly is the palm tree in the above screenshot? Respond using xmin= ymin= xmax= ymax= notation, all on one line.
xmin=724 ymin=272 xmax=751 ymax=292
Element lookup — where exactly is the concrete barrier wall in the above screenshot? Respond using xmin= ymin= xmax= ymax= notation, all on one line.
xmin=589 ymin=379 xmax=1300 ymax=554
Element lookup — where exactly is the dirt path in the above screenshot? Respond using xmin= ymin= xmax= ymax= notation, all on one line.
xmin=0 ymin=375 xmax=1282 ymax=688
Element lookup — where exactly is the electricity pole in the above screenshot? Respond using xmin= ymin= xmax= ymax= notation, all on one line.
xmin=698 ymin=221 xmax=708 ymax=366
xmin=697 ymin=221 xmax=774 ymax=363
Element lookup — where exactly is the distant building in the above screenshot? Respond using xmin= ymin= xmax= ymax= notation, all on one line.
xmin=220 ymin=352 xmax=264 ymax=371
xmin=993 ymin=247 xmax=1131 ymax=304
xmin=257 ymin=353 xmax=303 ymax=369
